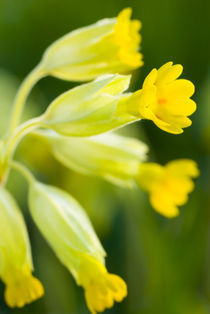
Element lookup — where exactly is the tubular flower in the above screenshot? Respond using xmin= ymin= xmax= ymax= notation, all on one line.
xmin=78 ymin=254 xmax=127 ymax=314
xmin=0 ymin=188 xmax=44 ymax=308
xmin=40 ymin=8 xmax=142 ymax=81
xmin=136 ymin=159 xmax=199 ymax=217
xmin=29 ymin=181 xmax=127 ymax=313
xmin=126 ymin=62 xmax=196 ymax=133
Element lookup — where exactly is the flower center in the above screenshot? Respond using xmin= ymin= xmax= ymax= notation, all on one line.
xmin=158 ymin=98 xmax=167 ymax=105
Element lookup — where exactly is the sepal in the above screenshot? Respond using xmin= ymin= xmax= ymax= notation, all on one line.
xmin=35 ymin=130 xmax=148 ymax=188
xmin=41 ymin=75 xmax=135 ymax=136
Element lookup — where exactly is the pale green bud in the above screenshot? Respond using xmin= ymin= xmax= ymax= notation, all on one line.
xmin=41 ymin=74 xmax=139 ymax=136
xmin=29 ymin=181 xmax=106 ymax=280
xmin=39 ymin=8 xmax=143 ymax=81
xmin=0 ymin=188 xmax=44 ymax=308
xmin=35 ymin=130 xmax=148 ymax=188
xmin=28 ymin=181 xmax=129 ymax=313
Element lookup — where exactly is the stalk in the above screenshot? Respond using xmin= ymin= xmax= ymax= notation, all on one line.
xmin=8 ymin=65 xmax=45 ymax=135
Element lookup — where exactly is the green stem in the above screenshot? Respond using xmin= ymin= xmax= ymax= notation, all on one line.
xmin=8 ymin=64 xmax=45 ymax=135
xmin=0 ymin=116 xmax=43 ymax=186
xmin=9 ymin=161 xmax=35 ymax=185
xmin=5 ymin=117 xmax=43 ymax=164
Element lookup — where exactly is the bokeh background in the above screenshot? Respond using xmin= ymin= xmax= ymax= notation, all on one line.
xmin=0 ymin=0 xmax=209 ymax=313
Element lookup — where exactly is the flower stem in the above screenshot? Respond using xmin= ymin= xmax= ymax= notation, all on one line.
xmin=5 ymin=117 xmax=43 ymax=164
xmin=0 ymin=117 xmax=43 ymax=186
xmin=8 ymin=64 xmax=45 ymax=136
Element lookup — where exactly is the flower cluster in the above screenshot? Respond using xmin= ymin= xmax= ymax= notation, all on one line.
xmin=0 ymin=8 xmax=199 ymax=313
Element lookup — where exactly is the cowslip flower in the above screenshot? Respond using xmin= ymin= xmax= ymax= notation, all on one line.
xmin=34 ymin=130 xmax=148 ymax=188
xmin=121 ymin=62 xmax=196 ymax=134
xmin=8 ymin=8 xmax=143 ymax=135
xmin=77 ymin=253 xmax=127 ymax=314
xmin=29 ymin=181 xmax=127 ymax=313
xmin=0 ymin=188 xmax=44 ymax=307
xmin=0 ymin=5 xmax=200 ymax=312
xmin=136 ymin=159 xmax=199 ymax=217
xmin=40 ymin=8 xmax=143 ymax=81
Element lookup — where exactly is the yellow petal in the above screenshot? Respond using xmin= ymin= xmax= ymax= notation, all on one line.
xmin=138 ymin=85 xmax=157 ymax=118
xmin=150 ymin=188 xmax=180 ymax=218
xmin=165 ymin=79 xmax=195 ymax=98
xmin=142 ymin=68 xmax=157 ymax=89
xmin=137 ymin=163 xmax=164 ymax=191
xmin=106 ymin=274 xmax=127 ymax=302
xmin=157 ymin=63 xmax=183 ymax=85
xmin=137 ymin=159 xmax=199 ymax=218
xmin=152 ymin=117 xmax=184 ymax=134
xmin=114 ymin=8 xmax=142 ymax=68
xmin=78 ymin=254 xmax=127 ymax=314
xmin=5 ymin=272 xmax=44 ymax=308
xmin=162 ymin=115 xmax=192 ymax=128
xmin=164 ymin=177 xmax=194 ymax=205
xmin=156 ymin=61 xmax=173 ymax=74
xmin=166 ymin=159 xmax=199 ymax=177
xmin=163 ymin=97 xmax=196 ymax=116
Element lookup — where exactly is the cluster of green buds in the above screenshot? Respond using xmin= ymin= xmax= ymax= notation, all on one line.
xmin=0 ymin=8 xmax=199 ymax=313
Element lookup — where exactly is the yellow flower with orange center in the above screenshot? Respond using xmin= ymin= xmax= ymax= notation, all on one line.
xmin=131 ymin=62 xmax=196 ymax=133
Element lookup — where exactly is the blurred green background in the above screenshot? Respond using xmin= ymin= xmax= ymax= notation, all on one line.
xmin=0 ymin=0 xmax=209 ymax=313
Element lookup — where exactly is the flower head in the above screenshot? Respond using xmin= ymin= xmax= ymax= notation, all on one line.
xmin=40 ymin=8 xmax=143 ymax=81
xmin=136 ymin=159 xmax=199 ymax=217
xmin=132 ymin=62 xmax=196 ymax=133
xmin=29 ymin=181 xmax=127 ymax=313
xmin=78 ymin=254 xmax=127 ymax=314
xmin=114 ymin=8 xmax=142 ymax=67
xmin=4 ymin=265 xmax=44 ymax=308
xmin=0 ymin=188 xmax=44 ymax=307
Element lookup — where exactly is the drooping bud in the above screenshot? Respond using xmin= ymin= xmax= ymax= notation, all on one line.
xmin=0 ymin=188 xmax=44 ymax=307
xmin=29 ymin=181 xmax=127 ymax=313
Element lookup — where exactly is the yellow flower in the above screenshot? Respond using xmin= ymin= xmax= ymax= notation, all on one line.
xmin=136 ymin=159 xmax=199 ymax=217
xmin=40 ymin=8 xmax=142 ymax=81
xmin=29 ymin=181 xmax=127 ymax=313
xmin=114 ymin=8 xmax=142 ymax=67
xmin=0 ymin=188 xmax=44 ymax=307
xmin=129 ymin=62 xmax=196 ymax=133
xmin=4 ymin=265 xmax=44 ymax=308
xmin=78 ymin=254 xmax=127 ymax=314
